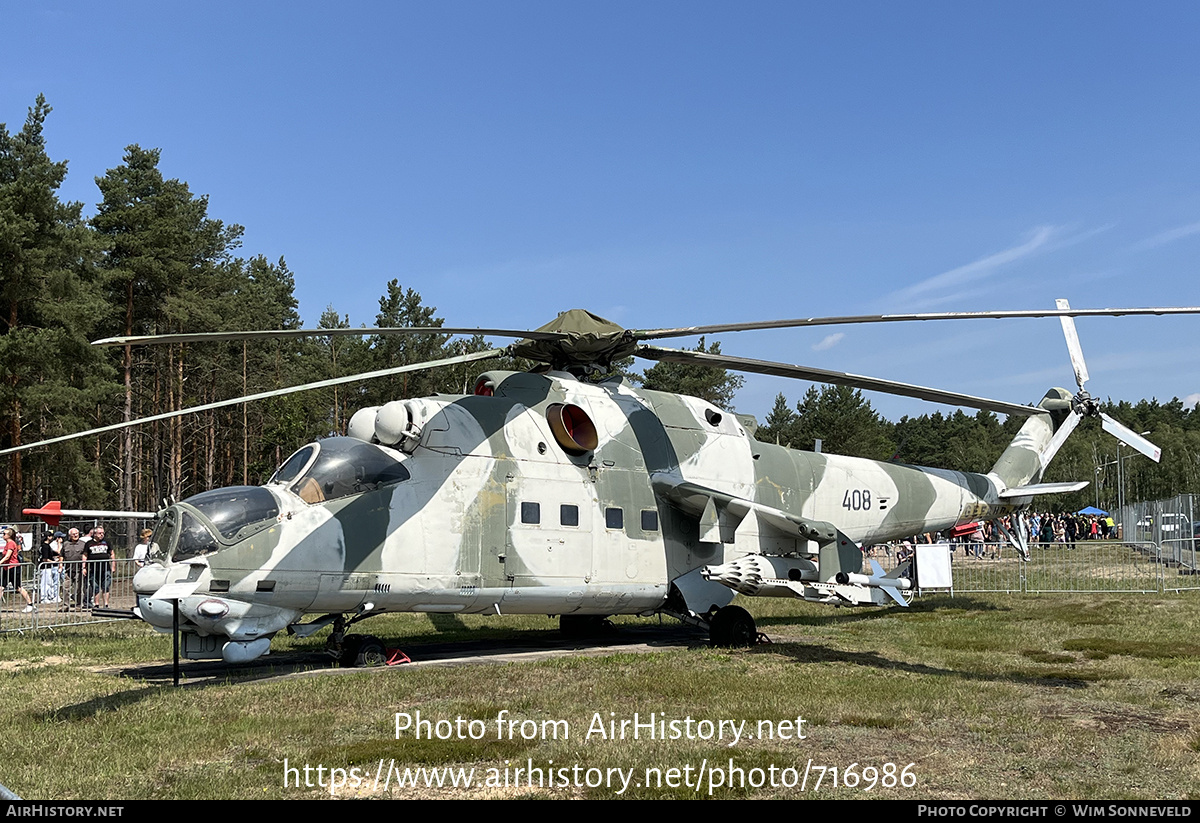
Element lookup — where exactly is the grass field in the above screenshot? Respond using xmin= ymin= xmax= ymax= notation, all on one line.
xmin=2 ymin=593 xmax=1198 ymax=799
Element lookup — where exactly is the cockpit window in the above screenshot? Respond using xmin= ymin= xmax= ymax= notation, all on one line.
xmin=146 ymin=488 xmax=280 ymax=562
xmin=148 ymin=513 xmax=176 ymax=562
xmin=272 ymin=445 xmax=315 ymax=485
xmin=174 ymin=510 xmax=220 ymax=561
xmin=184 ymin=487 xmax=280 ymax=540
xmin=273 ymin=437 xmax=410 ymax=504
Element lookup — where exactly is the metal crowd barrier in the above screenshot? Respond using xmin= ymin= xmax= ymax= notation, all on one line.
xmin=1160 ymin=538 xmax=1200 ymax=592
xmin=1 ymin=558 xmax=142 ymax=633
xmin=872 ymin=539 xmax=1168 ymax=596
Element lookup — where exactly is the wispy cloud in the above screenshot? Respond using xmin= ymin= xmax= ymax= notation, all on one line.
xmin=1183 ymin=393 xmax=1200 ymax=408
xmin=812 ymin=332 xmax=844 ymax=351
xmin=886 ymin=224 xmax=1111 ymax=310
xmin=894 ymin=226 xmax=1058 ymax=303
xmin=1131 ymin=221 xmax=1200 ymax=252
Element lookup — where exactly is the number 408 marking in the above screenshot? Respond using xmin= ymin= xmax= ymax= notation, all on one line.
xmin=842 ymin=489 xmax=871 ymax=511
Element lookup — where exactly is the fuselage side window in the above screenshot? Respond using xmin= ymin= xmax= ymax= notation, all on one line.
xmin=605 ymin=507 xmax=624 ymax=530
xmin=560 ymin=504 xmax=579 ymax=527
xmin=520 ymin=502 xmax=541 ymax=525
xmin=641 ymin=510 xmax=659 ymax=532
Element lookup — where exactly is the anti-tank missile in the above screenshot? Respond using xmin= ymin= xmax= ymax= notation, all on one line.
xmin=836 ymin=558 xmax=912 ymax=607
xmin=834 ymin=569 xmax=912 ymax=591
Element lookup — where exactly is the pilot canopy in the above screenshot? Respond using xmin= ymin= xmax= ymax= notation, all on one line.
xmin=270 ymin=437 xmax=411 ymax=504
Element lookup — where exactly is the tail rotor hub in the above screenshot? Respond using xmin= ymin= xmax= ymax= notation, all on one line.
xmin=1072 ymin=391 xmax=1100 ymax=419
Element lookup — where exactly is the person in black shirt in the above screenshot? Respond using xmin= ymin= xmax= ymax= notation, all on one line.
xmin=85 ymin=525 xmax=115 ymax=609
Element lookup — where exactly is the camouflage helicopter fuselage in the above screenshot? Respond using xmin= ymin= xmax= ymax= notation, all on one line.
xmin=133 ymin=369 xmax=1069 ymax=662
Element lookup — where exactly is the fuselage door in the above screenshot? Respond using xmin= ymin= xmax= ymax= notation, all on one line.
xmin=505 ymin=468 xmax=595 ymax=585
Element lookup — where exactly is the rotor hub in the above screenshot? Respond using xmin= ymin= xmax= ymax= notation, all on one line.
xmin=1072 ymin=391 xmax=1100 ymax=419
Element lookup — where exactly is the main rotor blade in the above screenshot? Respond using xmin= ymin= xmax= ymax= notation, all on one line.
xmin=634 ymin=306 xmax=1200 ymax=341
xmin=0 ymin=348 xmax=505 ymax=457
xmin=1055 ymin=298 xmax=1090 ymax=390
xmin=1100 ymin=413 xmax=1162 ymax=463
xmin=93 ymin=327 xmax=570 ymax=347
xmin=635 ymin=345 xmax=1046 ymax=417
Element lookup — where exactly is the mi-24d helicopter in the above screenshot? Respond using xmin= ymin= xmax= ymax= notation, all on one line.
xmin=8 ymin=300 xmax=1192 ymax=666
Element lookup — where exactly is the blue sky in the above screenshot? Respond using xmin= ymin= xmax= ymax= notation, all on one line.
xmin=5 ymin=1 xmax=1200 ymax=422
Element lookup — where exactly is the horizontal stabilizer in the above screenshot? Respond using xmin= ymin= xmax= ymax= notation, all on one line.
xmin=999 ymin=481 xmax=1089 ymax=499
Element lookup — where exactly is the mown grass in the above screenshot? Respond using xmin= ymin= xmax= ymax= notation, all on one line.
xmin=1 ymin=594 xmax=1199 ymax=799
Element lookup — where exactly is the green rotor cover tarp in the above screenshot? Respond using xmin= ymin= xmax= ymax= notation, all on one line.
xmin=510 ymin=309 xmax=636 ymax=368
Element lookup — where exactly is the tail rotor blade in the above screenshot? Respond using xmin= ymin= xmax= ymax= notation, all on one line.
xmin=1049 ymin=298 xmax=1159 ymax=463
xmin=1056 ymin=298 xmax=1090 ymax=390
xmin=1100 ymin=413 xmax=1161 ymax=463
xmin=1039 ymin=409 xmax=1082 ymax=471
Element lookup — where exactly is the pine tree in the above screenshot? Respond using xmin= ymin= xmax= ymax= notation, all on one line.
xmin=766 ymin=384 xmax=895 ymax=460
xmin=92 ymin=145 xmax=243 ymax=504
xmin=362 ymin=280 xmax=449 ymax=405
xmin=0 ymin=95 xmax=108 ymax=517
xmin=641 ymin=337 xmax=745 ymax=409
xmin=758 ymin=393 xmax=799 ymax=445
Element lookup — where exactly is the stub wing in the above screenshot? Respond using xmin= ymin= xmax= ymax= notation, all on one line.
xmin=651 ymin=475 xmax=904 ymax=607
xmin=650 ymin=474 xmax=836 ymax=544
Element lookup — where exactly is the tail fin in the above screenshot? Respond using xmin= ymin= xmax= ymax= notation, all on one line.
xmin=989 ymin=388 xmax=1075 ymax=490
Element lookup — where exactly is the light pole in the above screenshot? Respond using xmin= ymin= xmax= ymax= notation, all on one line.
xmin=1117 ymin=441 xmax=1126 ymax=514
xmin=1116 ymin=431 xmax=1151 ymax=530
xmin=1095 ymin=458 xmax=1118 ymax=509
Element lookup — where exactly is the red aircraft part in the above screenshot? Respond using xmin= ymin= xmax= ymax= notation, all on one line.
xmin=21 ymin=501 xmax=156 ymax=528
xmin=23 ymin=501 xmax=64 ymax=528
xmin=948 ymin=522 xmax=980 ymax=539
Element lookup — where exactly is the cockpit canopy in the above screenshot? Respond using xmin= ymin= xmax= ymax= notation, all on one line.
xmin=270 ymin=436 xmax=411 ymax=504
xmin=150 ymin=486 xmax=280 ymax=563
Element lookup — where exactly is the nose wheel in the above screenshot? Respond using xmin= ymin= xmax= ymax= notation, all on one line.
xmin=338 ymin=634 xmax=387 ymax=667
xmin=324 ymin=613 xmax=390 ymax=667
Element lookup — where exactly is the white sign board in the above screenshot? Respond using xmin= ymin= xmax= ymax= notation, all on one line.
xmin=916 ymin=543 xmax=953 ymax=591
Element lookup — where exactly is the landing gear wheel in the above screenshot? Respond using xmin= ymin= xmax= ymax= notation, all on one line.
xmin=709 ymin=605 xmax=757 ymax=648
xmin=354 ymin=635 xmax=387 ymax=667
xmin=338 ymin=633 xmax=364 ymax=667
